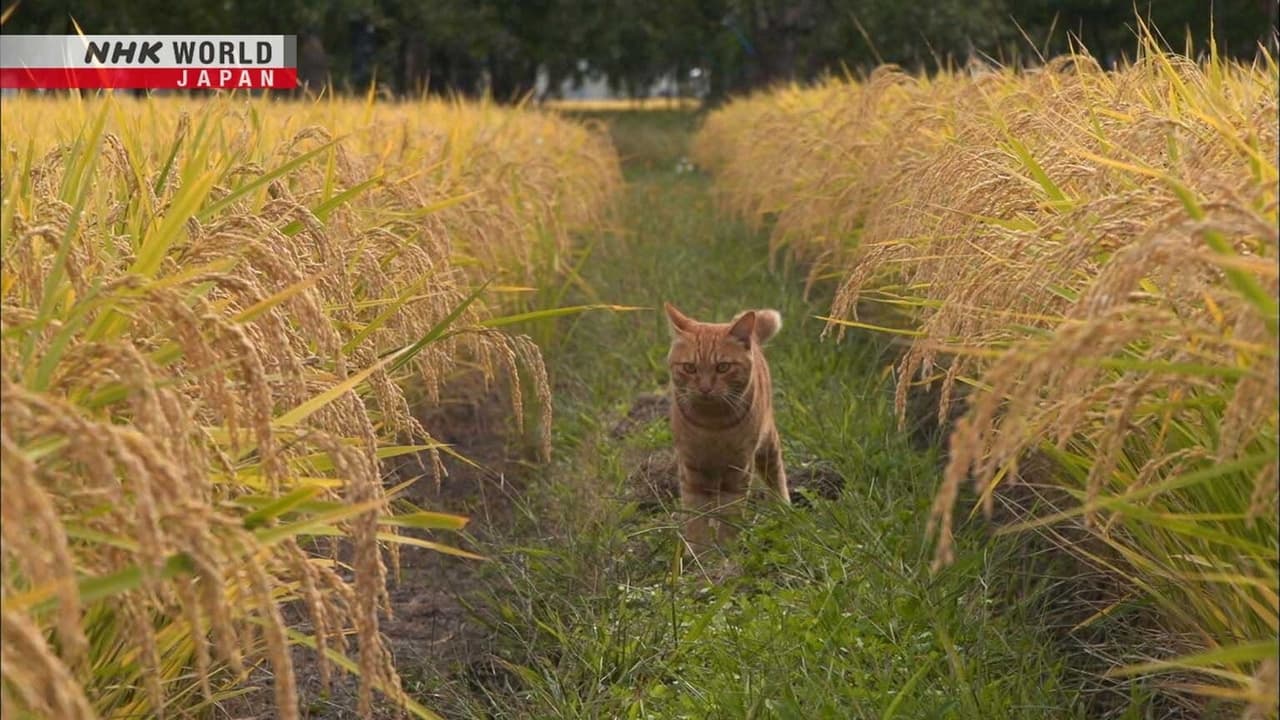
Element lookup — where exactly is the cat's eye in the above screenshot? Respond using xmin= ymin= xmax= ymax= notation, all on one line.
xmin=681 ymin=363 xmax=697 ymax=373
xmin=714 ymin=362 xmax=731 ymax=373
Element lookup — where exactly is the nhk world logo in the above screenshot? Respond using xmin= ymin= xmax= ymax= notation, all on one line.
xmin=0 ymin=35 xmax=298 ymax=89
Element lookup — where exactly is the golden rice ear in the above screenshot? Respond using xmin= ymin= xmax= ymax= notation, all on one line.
xmin=753 ymin=309 xmax=782 ymax=343
xmin=727 ymin=310 xmax=756 ymax=346
xmin=664 ymin=302 xmax=695 ymax=335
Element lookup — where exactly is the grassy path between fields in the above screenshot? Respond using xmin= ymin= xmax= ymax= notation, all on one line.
xmin=407 ymin=112 xmax=1115 ymax=720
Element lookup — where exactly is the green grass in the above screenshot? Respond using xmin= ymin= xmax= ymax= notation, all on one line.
xmin=419 ymin=111 xmax=1164 ymax=719
xmin=568 ymin=110 xmax=702 ymax=173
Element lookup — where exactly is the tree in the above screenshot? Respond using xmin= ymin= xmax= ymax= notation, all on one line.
xmin=2 ymin=0 xmax=1271 ymax=99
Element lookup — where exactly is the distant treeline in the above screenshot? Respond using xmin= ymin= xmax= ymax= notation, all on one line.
xmin=4 ymin=0 xmax=1276 ymax=101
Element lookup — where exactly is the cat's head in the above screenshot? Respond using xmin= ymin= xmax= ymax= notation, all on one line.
xmin=664 ymin=303 xmax=780 ymax=405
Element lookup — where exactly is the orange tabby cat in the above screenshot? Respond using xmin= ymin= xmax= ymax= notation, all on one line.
xmin=664 ymin=303 xmax=790 ymax=554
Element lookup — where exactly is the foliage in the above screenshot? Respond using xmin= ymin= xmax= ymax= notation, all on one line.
xmin=2 ymin=0 xmax=1273 ymax=99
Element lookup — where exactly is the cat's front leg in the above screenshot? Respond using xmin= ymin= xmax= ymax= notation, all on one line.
xmin=678 ymin=463 xmax=717 ymax=556
xmin=755 ymin=429 xmax=790 ymax=505
xmin=714 ymin=466 xmax=751 ymax=545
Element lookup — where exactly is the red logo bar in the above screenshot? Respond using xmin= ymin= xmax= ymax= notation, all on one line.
xmin=0 ymin=67 xmax=298 ymax=90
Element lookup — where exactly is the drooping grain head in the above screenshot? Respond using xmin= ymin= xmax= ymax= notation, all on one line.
xmin=665 ymin=303 xmax=773 ymax=409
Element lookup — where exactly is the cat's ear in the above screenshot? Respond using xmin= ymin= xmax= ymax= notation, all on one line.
xmin=753 ymin=309 xmax=782 ymax=344
xmin=727 ymin=310 xmax=756 ymax=347
xmin=665 ymin=302 xmax=694 ymax=335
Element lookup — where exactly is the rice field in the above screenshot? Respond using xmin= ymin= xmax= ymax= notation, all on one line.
xmin=0 ymin=94 xmax=620 ymax=719
xmin=3 ymin=35 xmax=1277 ymax=720
xmin=694 ymin=40 xmax=1278 ymax=716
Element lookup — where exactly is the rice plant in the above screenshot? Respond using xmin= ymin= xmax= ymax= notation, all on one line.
xmin=695 ymin=33 xmax=1278 ymax=717
xmin=0 ymin=92 xmax=620 ymax=718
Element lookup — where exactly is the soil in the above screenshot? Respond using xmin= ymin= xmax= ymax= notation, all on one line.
xmin=608 ymin=391 xmax=669 ymax=439
xmin=220 ymin=380 xmax=528 ymax=720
